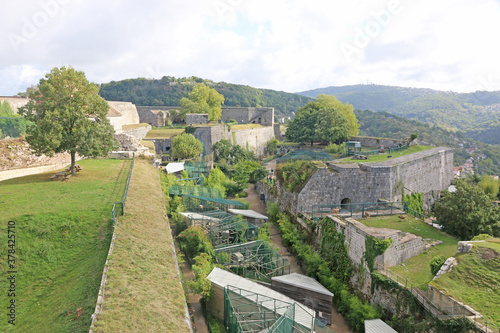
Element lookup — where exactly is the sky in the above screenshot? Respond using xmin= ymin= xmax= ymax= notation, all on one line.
xmin=1 ymin=0 xmax=500 ymax=96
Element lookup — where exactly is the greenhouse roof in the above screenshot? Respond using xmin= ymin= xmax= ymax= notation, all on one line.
xmin=183 ymin=194 xmax=246 ymax=207
xmin=365 ymin=319 xmax=398 ymax=333
xmin=228 ymin=209 xmax=268 ymax=220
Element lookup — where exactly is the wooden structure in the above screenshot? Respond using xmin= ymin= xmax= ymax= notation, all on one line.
xmin=50 ymin=171 xmax=71 ymax=181
xmin=271 ymin=273 xmax=334 ymax=324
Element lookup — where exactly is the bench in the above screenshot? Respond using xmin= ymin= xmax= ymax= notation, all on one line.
xmin=65 ymin=164 xmax=82 ymax=173
xmin=50 ymin=171 xmax=72 ymax=181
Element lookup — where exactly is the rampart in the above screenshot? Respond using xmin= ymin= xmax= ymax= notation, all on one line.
xmin=186 ymin=114 xmax=209 ymax=125
xmin=107 ymin=101 xmax=140 ymax=125
xmin=220 ymin=107 xmax=274 ymax=126
xmin=350 ymin=136 xmax=404 ymax=148
xmin=293 ymin=147 xmax=453 ymax=213
xmin=0 ymin=97 xmax=29 ymax=112
xmin=137 ymin=106 xmax=179 ymax=127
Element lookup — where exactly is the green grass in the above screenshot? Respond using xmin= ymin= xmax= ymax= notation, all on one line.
xmin=0 ymin=159 xmax=131 ymax=333
xmin=359 ymin=215 xmax=458 ymax=290
xmin=122 ymin=123 xmax=151 ymax=130
xmin=335 ymin=145 xmax=434 ymax=164
xmin=140 ymin=140 xmax=155 ymax=150
xmin=430 ymin=239 xmax=500 ymax=326
xmin=145 ymin=128 xmax=185 ymax=139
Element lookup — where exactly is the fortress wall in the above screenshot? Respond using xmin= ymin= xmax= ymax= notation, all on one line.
xmin=220 ymin=107 xmax=274 ymax=125
xmin=350 ymin=136 xmax=403 ymax=148
xmin=108 ymin=101 xmax=140 ymax=125
xmin=0 ymin=97 xmax=29 ymax=113
xmin=186 ymin=114 xmax=208 ymax=125
xmin=231 ymin=126 xmax=274 ymax=157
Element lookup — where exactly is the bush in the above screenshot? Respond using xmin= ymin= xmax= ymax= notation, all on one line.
xmin=178 ymin=226 xmax=214 ymax=259
xmin=235 ymin=190 xmax=248 ymax=198
xmin=471 ymin=234 xmax=493 ymax=241
xmin=430 ymin=255 xmax=446 ymax=276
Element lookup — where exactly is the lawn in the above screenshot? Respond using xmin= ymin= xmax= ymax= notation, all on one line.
xmin=144 ymin=128 xmax=185 ymax=139
xmin=122 ymin=123 xmax=151 ymax=130
xmin=0 ymin=159 xmax=131 ymax=333
xmin=430 ymin=239 xmax=500 ymax=326
xmin=359 ymin=215 xmax=458 ymax=290
xmin=92 ymin=159 xmax=190 ymax=332
xmin=334 ymin=145 xmax=434 ymax=164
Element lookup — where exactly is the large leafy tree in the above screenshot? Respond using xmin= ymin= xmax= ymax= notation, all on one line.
xmin=433 ymin=179 xmax=500 ymax=240
xmin=172 ymin=133 xmax=203 ymax=160
xmin=19 ymin=67 xmax=117 ymax=174
xmin=180 ymin=83 xmax=225 ymax=121
xmin=286 ymin=94 xmax=356 ymax=145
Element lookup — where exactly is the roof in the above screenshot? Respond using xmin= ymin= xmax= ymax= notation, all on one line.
xmin=271 ymin=273 xmax=333 ymax=296
xmin=207 ymin=267 xmax=315 ymax=329
xmin=107 ymin=106 xmax=122 ymax=117
xmin=228 ymin=209 xmax=268 ymax=220
xmin=165 ymin=162 xmax=185 ymax=174
xmin=183 ymin=194 xmax=246 ymax=207
xmin=365 ymin=319 xmax=398 ymax=333
xmin=179 ymin=212 xmax=219 ymax=222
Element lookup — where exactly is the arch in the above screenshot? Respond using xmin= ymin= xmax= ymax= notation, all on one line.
xmin=340 ymin=198 xmax=351 ymax=210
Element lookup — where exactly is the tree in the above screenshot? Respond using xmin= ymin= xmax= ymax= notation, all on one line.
xmin=233 ymin=160 xmax=268 ymax=185
xmin=478 ymin=174 xmax=499 ymax=200
xmin=171 ymin=133 xmax=203 ymax=160
xmin=286 ymin=95 xmax=357 ymax=145
xmin=19 ymin=67 xmax=116 ymax=174
xmin=180 ymin=83 xmax=224 ymax=121
xmin=433 ymin=179 xmax=500 ymax=240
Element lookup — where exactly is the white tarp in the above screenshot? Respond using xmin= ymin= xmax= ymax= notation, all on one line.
xmin=165 ymin=162 xmax=184 ymax=174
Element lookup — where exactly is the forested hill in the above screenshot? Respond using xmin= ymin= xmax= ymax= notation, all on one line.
xmin=99 ymin=76 xmax=312 ymax=116
xmin=299 ymin=84 xmax=500 ymax=144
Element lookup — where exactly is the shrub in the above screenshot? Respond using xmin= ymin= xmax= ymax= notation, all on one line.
xmin=430 ymin=255 xmax=446 ymax=276
xmin=471 ymin=234 xmax=493 ymax=241
xmin=178 ymin=226 xmax=214 ymax=259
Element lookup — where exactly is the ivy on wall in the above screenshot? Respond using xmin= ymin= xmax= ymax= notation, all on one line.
xmin=364 ymin=236 xmax=393 ymax=272
xmin=320 ymin=217 xmax=353 ymax=284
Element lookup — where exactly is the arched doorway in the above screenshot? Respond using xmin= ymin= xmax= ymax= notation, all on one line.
xmin=340 ymin=198 xmax=351 ymax=211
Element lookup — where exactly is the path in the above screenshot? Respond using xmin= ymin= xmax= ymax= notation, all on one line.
xmin=244 ymin=183 xmax=354 ymax=333
xmin=180 ymin=256 xmax=209 ymax=333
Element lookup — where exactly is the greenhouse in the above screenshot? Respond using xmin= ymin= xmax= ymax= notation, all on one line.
xmin=169 ymin=185 xmax=223 ymax=198
xmin=276 ymin=150 xmax=333 ymax=164
xmin=181 ymin=194 xmax=246 ymax=212
xmin=184 ymin=161 xmax=210 ymax=178
xmin=311 ymin=201 xmax=406 ymax=222
xmin=214 ymin=240 xmax=290 ymax=283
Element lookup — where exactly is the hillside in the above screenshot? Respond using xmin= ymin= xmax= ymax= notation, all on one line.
xmin=99 ymin=76 xmax=312 ymax=117
xmin=299 ymin=84 xmax=500 ymax=144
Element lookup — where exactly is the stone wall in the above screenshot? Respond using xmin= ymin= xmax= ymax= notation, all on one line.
xmin=186 ymin=114 xmax=208 ymax=125
xmin=350 ymin=136 xmax=404 ymax=148
xmin=122 ymin=124 xmax=152 ymax=140
xmin=220 ymin=107 xmax=274 ymax=126
xmin=137 ymin=106 xmax=179 ymax=126
xmin=193 ymin=125 xmax=274 ymax=157
xmin=0 ymin=97 xmax=29 ymax=113
xmin=427 ymin=285 xmax=476 ymax=316
xmin=108 ymin=101 xmax=140 ymax=125
xmin=113 ymin=133 xmax=149 ymax=156
xmin=294 ymin=147 xmax=453 ymax=213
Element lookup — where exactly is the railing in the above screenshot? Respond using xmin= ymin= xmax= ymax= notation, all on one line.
xmin=111 ymin=153 xmax=135 ymax=224
xmin=379 ymin=270 xmax=500 ymax=333
xmin=311 ymin=201 xmax=405 ymax=221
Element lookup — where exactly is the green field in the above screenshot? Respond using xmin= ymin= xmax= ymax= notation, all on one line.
xmin=122 ymin=123 xmax=151 ymax=130
xmin=144 ymin=128 xmax=185 ymax=139
xmin=0 ymin=159 xmax=130 ymax=333
xmin=359 ymin=215 xmax=458 ymax=290
xmin=335 ymin=145 xmax=434 ymax=164
xmin=431 ymin=239 xmax=500 ymax=326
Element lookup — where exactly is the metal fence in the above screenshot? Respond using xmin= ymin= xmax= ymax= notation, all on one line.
xmin=111 ymin=153 xmax=135 ymax=224
xmin=311 ymin=201 xmax=406 ymax=221
xmin=380 ymin=270 xmax=500 ymax=333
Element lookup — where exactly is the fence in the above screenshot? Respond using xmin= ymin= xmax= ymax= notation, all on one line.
xmin=311 ymin=201 xmax=405 ymax=221
xmin=111 ymin=153 xmax=135 ymax=224
xmin=379 ymin=270 xmax=500 ymax=333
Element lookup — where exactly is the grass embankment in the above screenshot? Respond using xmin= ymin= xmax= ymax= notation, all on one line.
xmin=93 ymin=159 xmax=190 ymax=333
xmin=140 ymin=140 xmax=155 ymax=150
xmin=431 ymin=239 xmax=500 ymax=326
xmin=334 ymin=145 xmax=434 ymax=164
xmin=145 ymin=128 xmax=185 ymax=139
xmin=359 ymin=215 xmax=458 ymax=290
xmin=0 ymin=159 xmax=130 ymax=333
xmin=122 ymin=123 xmax=151 ymax=130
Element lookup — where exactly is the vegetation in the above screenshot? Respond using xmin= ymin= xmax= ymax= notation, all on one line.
xmin=286 ymin=95 xmax=358 ymax=145
xmin=344 ymin=145 xmax=434 ymax=164
xmin=180 ymin=83 xmax=224 ymax=121
xmin=99 ymin=76 xmax=312 ymax=117
xmin=0 ymin=101 xmax=28 ymax=138
xmin=275 ymin=160 xmax=317 ymax=193
xmin=144 ymin=127 xmax=185 ymax=139
xmin=433 ymin=179 xmax=500 ymax=240
xmin=171 ymin=133 xmax=203 ymax=160
xmin=0 ymin=159 xmax=130 ymax=333
xmin=233 ymin=160 xmax=268 ymax=186
xmin=402 ymin=192 xmax=423 ymax=213
xmin=431 ymin=240 xmax=500 ymax=326
xmin=19 ymin=67 xmax=117 ymax=174
xmin=93 ymin=159 xmax=190 ymax=332
xmin=430 ymin=255 xmax=446 ymax=276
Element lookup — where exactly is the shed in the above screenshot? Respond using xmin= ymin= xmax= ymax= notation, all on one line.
xmin=206 ymin=267 xmax=317 ymax=330
xmin=271 ymin=273 xmax=333 ymax=324
xmin=228 ymin=208 xmax=268 ymax=226
xmin=365 ymin=319 xmax=398 ymax=333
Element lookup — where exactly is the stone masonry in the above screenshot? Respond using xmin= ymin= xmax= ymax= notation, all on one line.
xmin=186 ymin=114 xmax=209 ymax=125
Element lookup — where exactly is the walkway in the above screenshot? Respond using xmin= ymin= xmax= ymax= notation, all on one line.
xmin=244 ymin=183 xmax=354 ymax=333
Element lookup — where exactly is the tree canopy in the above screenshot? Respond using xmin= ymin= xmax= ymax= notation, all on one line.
xmin=172 ymin=133 xmax=203 ymax=160
xmin=180 ymin=83 xmax=224 ymax=121
xmin=433 ymin=179 xmax=500 ymax=240
xmin=286 ymin=94 xmax=357 ymax=145
xmin=19 ymin=66 xmax=116 ymax=174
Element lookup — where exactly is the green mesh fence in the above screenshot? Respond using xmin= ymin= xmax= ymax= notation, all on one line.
xmin=311 ymin=201 xmax=405 ymax=222
xmin=276 ymin=150 xmax=332 ymax=164
xmin=215 ymin=240 xmax=290 ymax=283
xmin=184 ymin=161 xmax=209 ymax=178
xmin=169 ymin=185 xmax=223 ymax=198
xmin=182 ymin=194 xmax=246 ymax=212
xmin=111 ymin=153 xmax=135 ymax=224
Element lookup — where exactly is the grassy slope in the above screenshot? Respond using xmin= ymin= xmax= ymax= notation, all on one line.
xmin=93 ymin=159 xmax=190 ymax=333
xmin=145 ymin=128 xmax=185 ymax=139
xmin=0 ymin=159 xmax=130 ymax=333
xmin=359 ymin=215 xmax=458 ymax=290
xmin=430 ymin=240 xmax=500 ymax=326
xmin=334 ymin=145 xmax=434 ymax=164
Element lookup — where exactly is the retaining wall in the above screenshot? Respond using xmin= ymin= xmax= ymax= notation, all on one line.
xmin=108 ymin=101 xmax=140 ymax=125
xmin=122 ymin=124 xmax=152 ymax=140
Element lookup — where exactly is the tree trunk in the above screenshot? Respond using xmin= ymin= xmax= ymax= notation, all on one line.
xmin=70 ymin=151 xmax=76 ymax=175
xmin=310 ymin=141 xmax=313 ymax=147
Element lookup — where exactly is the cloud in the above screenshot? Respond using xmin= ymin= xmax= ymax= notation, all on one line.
xmin=1 ymin=0 xmax=500 ymax=95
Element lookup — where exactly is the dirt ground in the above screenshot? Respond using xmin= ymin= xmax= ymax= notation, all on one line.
xmin=180 ymin=258 xmax=209 ymax=333
xmin=244 ymin=184 xmax=354 ymax=333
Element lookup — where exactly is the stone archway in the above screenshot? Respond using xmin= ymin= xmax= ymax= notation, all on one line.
xmin=340 ymin=198 xmax=351 ymax=210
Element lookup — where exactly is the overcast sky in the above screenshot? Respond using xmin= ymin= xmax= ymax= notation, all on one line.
xmin=1 ymin=0 xmax=500 ymax=96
